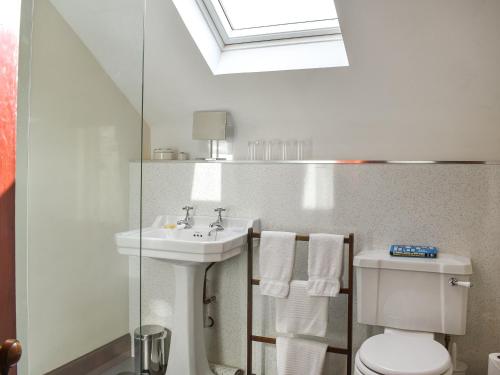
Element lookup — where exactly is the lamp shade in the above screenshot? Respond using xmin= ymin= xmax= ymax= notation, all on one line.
xmin=192 ymin=111 xmax=227 ymax=140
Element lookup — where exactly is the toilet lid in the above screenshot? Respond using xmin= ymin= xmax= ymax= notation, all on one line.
xmin=359 ymin=333 xmax=451 ymax=375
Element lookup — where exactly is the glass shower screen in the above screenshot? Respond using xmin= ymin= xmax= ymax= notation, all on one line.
xmin=16 ymin=0 xmax=147 ymax=373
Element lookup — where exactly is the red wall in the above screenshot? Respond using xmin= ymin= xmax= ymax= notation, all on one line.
xmin=0 ymin=0 xmax=21 ymax=352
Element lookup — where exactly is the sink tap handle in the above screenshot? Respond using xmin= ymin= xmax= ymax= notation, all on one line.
xmin=214 ymin=207 xmax=226 ymax=219
xmin=182 ymin=206 xmax=194 ymax=218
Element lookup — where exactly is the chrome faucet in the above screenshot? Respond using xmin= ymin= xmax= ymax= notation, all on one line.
xmin=177 ymin=206 xmax=194 ymax=228
xmin=208 ymin=208 xmax=225 ymax=236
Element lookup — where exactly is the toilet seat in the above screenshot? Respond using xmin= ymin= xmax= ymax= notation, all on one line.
xmin=355 ymin=352 xmax=385 ymax=375
xmin=355 ymin=353 xmax=453 ymax=375
xmin=356 ymin=330 xmax=452 ymax=375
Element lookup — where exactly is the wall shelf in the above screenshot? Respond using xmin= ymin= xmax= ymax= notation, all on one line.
xmin=133 ymin=159 xmax=500 ymax=165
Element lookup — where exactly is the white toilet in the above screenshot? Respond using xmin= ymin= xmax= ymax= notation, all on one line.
xmin=354 ymin=250 xmax=472 ymax=375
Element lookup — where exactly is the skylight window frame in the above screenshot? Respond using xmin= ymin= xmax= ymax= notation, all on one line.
xmin=197 ymin=0 xmax=342 ymax=46
xmin=172 ymin=0 xmax=349 ymax=75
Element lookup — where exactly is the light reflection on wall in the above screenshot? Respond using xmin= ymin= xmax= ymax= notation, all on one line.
xmin=302 ymin=164 xmax=334 ymax=210
xmin=149 ymin=299 xmax=173 ymax=325
xmin=75 ymin=125 xmax=124 ymax=223
xmin=191 ymin=163 xmax=222 ymax=202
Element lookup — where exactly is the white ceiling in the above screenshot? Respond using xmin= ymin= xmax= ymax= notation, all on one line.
xmin=50 ymin=0 xmax=500 ymax=159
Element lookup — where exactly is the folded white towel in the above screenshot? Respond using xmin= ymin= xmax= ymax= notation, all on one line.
xmin=209 ymin=362 xmax=243 ymax=375
xmin=259 ymin=231 xmax=296 ymax=298
xmin=276 ymin=337 xmax=328 ymax=375
xmin=308 ymin=233 xmax=344 ymax=297
xmin=275 ymin=280 xmax=329 ymax=337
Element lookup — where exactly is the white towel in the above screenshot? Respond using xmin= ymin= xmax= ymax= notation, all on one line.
xmin=209 ymin=362 xmax=243 ymax=375
xmin=275 ymin=280 xmax=329 ymax=337
xmin=276 ymin=337 xmax=328 ymax=375
xmin=308 ymin=233 xmax=344 ymax=297
xmin=259 ymin=231 xmax=296 ymax=298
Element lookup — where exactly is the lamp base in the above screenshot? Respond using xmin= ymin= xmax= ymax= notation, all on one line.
xmin=208 ymin=140 xmax=225 ymax=160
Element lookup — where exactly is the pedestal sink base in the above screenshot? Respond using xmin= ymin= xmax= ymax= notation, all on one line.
xmin=166 ymin=263 xmax=214 ymax=375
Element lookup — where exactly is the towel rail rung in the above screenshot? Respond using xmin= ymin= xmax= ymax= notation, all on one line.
xmin=251 ymin=232 xmax=349 ymax=243
xmin=250 ymin=278 xmax=350 ymax=294
xmin=251 ymin=335 xmax=349 ymax=355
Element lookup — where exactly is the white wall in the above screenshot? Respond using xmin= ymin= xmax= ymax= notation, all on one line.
xmin=16 ymin=1 xmax=145 ymax=373
xmin=49 ymin=0 xmax=500 ymax=160
xmin=130 ymin=161 xmax=500 ymax=375
xmin=144 ymin=0 xmax=500 ymax=161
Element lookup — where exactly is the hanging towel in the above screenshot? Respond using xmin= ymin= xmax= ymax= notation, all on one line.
xmin=275 ymin=280 xmax=329 ymax=337
xmin=259 ymin=231 xmax=296 ymax=298
xmin=276 ymin=337 xmax=328 ymax=375
xmin=308 ymin=233 xmax=344 ymax=297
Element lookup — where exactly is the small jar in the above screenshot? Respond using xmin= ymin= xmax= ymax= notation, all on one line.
xmin=153 ymin=148 xmax=177 ymax=160
xmin=178 ymin=152 xmax=189 ymax=160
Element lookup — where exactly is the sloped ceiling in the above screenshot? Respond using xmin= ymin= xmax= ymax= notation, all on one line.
xmin=50 ymin=0 xmax=500 ymax=159
xmin=50 ymin=0 xmax=144 ymax=109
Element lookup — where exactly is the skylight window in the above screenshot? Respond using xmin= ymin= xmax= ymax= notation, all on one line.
xmin=201 ymin=0 xmax=341 ymax=44
xmin=172 ymin=0 xmax=348 ymax=74
xmin=219 ymin=0 xmax=337 ymax=29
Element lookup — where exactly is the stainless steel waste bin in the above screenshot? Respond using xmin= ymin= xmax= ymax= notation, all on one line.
xmin=134 ymin=325 xmax=171 ymax=374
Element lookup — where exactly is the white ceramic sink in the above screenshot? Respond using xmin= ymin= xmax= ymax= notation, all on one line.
xmin=116 ymin=215 xmax=258 ymax=263
xmin=116 ymin=215 xmax=259 ymax=375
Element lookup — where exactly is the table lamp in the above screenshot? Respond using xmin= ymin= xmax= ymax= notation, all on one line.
xmin=192 ymin=111 xmax=227 ymax=160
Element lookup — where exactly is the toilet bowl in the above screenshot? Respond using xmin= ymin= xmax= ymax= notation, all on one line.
xmin=354 ymin=329 xmax=452 ymax=375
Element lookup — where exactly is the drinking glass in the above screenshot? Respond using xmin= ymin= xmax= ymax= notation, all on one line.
xmin=267 ymin=139 xmax=284 ymax=160
xmin=247 ymin=141 xmax=256 ymax=160
xmin=254 ymin=139 xmax=267 ymax=160
xmin=284 ymin=140 xmax=298 ymax=160
xmin=297 ymin=140 xmax=311 ymax=160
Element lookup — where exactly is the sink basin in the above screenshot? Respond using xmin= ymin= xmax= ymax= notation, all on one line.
xmin=116 ymin=215 xmax=258 ymax=263
xmin=116 ymin=215 xmax=259 ymax=375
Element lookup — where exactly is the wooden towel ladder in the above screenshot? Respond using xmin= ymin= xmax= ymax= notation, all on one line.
xmin=246 ymin=230 xmax=354 ymax=375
